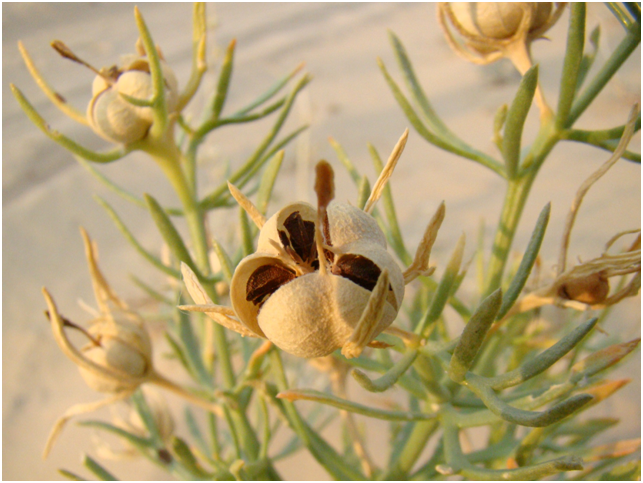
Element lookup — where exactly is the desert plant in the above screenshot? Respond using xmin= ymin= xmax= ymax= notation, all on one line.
xmin=11 ymin=2 xmax=640 ymax=480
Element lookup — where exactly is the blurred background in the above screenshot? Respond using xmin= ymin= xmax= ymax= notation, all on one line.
xmin=3 ymin=3 xmax=640 ymax=480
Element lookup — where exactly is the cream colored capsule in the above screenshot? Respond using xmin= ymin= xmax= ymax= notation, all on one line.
xmin=180 ymin=129 xmax=446 ymax=359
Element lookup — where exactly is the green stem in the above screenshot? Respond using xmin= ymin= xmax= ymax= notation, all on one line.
xmin=384 ymin=420 xmax=439 ymax=480
xmin=483 ymin=175 xmax=534 ymax=297
xmin=483 ymin=115 xmax=563 ymax=298
xmin=567 ymin=24 xmax=640 ymax=126
xmin=144 ymin=133 xmax=236 ymax=384
xmin=142 ymin=128 xmax=268 ymax=471
xmin=483 ymin=15 xmax=640 ymax=296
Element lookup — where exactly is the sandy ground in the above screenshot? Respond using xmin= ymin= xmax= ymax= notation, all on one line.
xmin=3 ymin=3 xmax=640 ymax=480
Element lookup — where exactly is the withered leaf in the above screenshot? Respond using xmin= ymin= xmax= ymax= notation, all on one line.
xmin=246 ymin=264 xmax=297 ymax=306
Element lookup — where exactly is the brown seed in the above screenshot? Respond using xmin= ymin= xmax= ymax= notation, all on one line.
xmin=246 ymin=264 xmax=297 ymax=306
xmin=332 ymin=254 xmax=382 ymax=292
xmin=559 ymin=271 xmax=610 ymax=305
xmin=282 ymin=211 xmax=317 ymax=264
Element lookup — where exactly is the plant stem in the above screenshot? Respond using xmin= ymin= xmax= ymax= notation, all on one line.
xmin=567 ymin=23 xmax=641 ymax=127
xmin=483 ymin=108 xmax=564 ymax=298
xmin=483 ymin=175 xmax=534 ymax=297
xmin=381 ymin=419 xmax=439 ymax=480
xmin=143 ymin=128 xmax=270 ymax=472
xmin=143 ymin=130 xmax=235 ymax=387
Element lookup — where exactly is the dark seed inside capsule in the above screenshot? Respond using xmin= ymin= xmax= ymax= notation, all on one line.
xmin=331 ymin=254 xmax=382 ymax=292
xmin=282 ymin=211 xmax=317 ymax=264
xmin=246 ymin=264 xmax=297 ymax=306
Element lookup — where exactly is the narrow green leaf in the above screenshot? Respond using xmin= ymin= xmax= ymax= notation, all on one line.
xmin=129 ymin=274 xmax=174 ymax=305
xmin=219 ymin=97 xmax=285 ymax=126
xmin=352 ymin=350 xmax=418 ymax=392
xmin=234 ymin=63 xmax=304 ymax=117
xmin=239 ymin=208 xmax=254 ymax=257
xmin=76 ymin=156 xmax=150 ymax=211
xmin=256 ymin=150 xmax=284 ymax=216
xmin=133 ymin=7 xmax=168 ymax=137
xmin=557 ymin=3 xmax=586 ymax=129
xmin=339 ymin=353 xmax=426 ymax=399
xmin=496 ymin=203 xmax=550 ymax=319
xmin=211 ymin=238 xmax=235 ymax=281
xmin=268 ymin=350 xmax=365 ymax=480
xmin=83 ymin=454 xmax=118 ymax=481
xmin=562 ymin=117 xmax=642 ymax=163
xmin=356 ymin=175 xmax=371 ymax=210
xmin=172 ymin=436 xmax=212 ymax=479
xmin=389 ymin=28 xmax=499 ymax=171
xmin=10 ymin=84 xmax=128 ymax=163
xmin=487 ymin=317 xmax=598 ymax=390
xmin=200 ymin=75 xmax=310 ymax=210
xmin=58 ymin=469 xmax=86 ymax=481
xmin=211 ymin=39 xmax=236 ymax=120
xmin=568 ymin=27 xmax=640 ymax=125
xmin=184 ymin=406 xmax=211 ymax=469
xmin=377 ymin=60 xmax=505 ymax=177
xmin=461 ymin=455 xmax=583 ymax=480
xmin=144 ymin=193 xmax=198 ymax=275
xmin=502 ymin=65 xmax=538 ymax=178
xmin=448 ymin=289 xmax=503 ymax=383
xmin=95 ymin=196 xmax=181 ymax=279
xmin=176 ymin=2 xmax=207 ymax=111
xmin=389 ymin=31 xmax=452 ymax=137
xmin=553 ymin=417 xmax=619 ymax=446
xmin=576 ymin=26 xmax=601 ymax=91
xmin=131 ymin=390 xmax=163 ymax=445
xmin=328 ymin=136 xmax=361 ymax=184
xmin=164 ymin=332 xmax=197 ymax=380
xmin=415 ymin=233 xmax=466 ymax=336
xmin=176 ymin=297 xmax=214 ymax=388
xmin=599 ymin=460 xmax=641 ymax=481
xmin=466 ymin=374 xmax=593 ymax=427
xmin=493 ymin=104 xmax=508 ymax=151
xmin=278 ymin=389 xmax=435 ymax=422
xmin=230 ymin=127 xmax=309 ymax=200
xmin=79 ymin=420 xmax=153 ymax=449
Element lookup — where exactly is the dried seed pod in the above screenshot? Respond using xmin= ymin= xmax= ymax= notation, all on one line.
xmin=88 ymin=57 xmax=178 ymax=144
xmin=181 ymin=129 xmax=446 ymax=359
xmin=448 ymin=3 xmax=554 ymax=41
xmin=78 ymin=317 xmax=153 ymax=393
xmin=558 ymin=271 xmax=610 ymax=305
xmin=438 ymin=2 xmax=565 ymax=118
xmin=229 ymin=199 xmax=405 ymax=358
xmin=438 ymin=3 xmax=565 ymax=61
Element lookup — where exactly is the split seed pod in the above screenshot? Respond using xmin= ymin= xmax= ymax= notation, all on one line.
xmin=230 ymin=196 xmax=405 ymax=359
xmin=181 ymin=130 xmax=447 ymax=359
